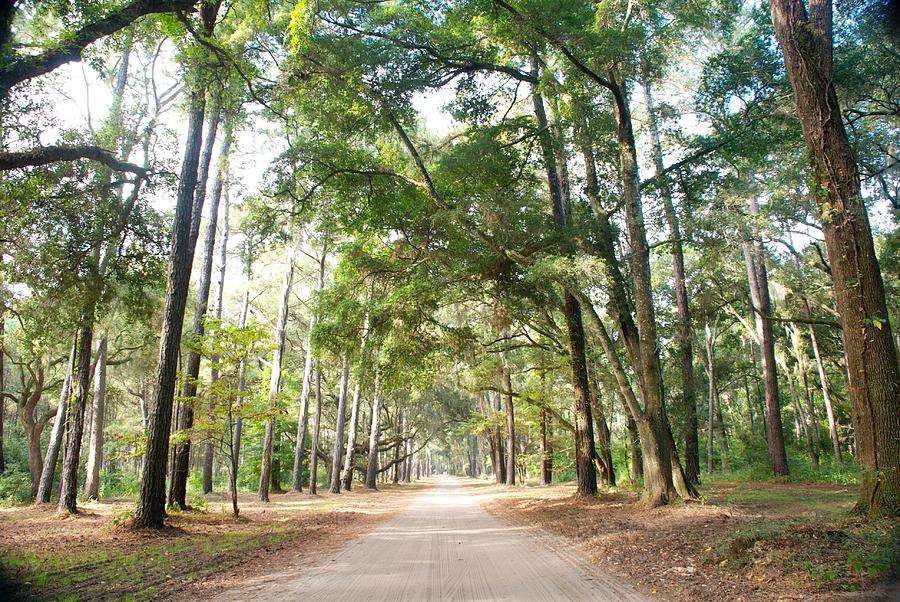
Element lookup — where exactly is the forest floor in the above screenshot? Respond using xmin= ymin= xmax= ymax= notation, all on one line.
xmin=480 ymin=478 xmax=900 ymax=601
xmin=0 ymin=482 xmax=425 ymax=601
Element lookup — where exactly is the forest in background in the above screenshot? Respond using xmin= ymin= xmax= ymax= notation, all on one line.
xmin=0 ymin=2 xmax=898 ymax=593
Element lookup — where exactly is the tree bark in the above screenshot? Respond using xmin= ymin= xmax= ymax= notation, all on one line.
xmin=292 ymin=247 xmax=327 ymax=491
xmin=308 ymin=362 xmax=323 ymax=495
xmin=539 ymin=410 xmax=553 ymax=485
xmin=203 ymin=186 xmax=230 ymax=494
xmin=492 ymin=390 xmax=506 ymax=484
xmin=329 ymin=353 xmax=351 ymax=493
xmin=36 ymin=336 xmax=76 ymax=503
xmin=135 ymin=88 xmax=209 ymax=529
xmin=170 ymin=116 xmax=229 ymax=509
xmin=259 ymin=245 xmax=295 ymax=502
xmin=58 ymin=312 xmax=95 ymax=513
xmin=84 ymin=336 xmax=107 ymax=499
xmin=643 ymin=78 xmax=700 ymax=486
xmin=503 ymin=364 xmax=516 ymax=486
xmin=228 ymin=285 xmax=251 ymax=507
xmin=342 ymin=312 xmax=371 ymax=491
xmin=609 ymin=72 xmax=680 ymax=503
xmin=588 ymin=380 xmax=616 ymax=487
xmin=809 ymin=323 xmax=842 ymax=462
xmin=531 ymin=63 xmax=597 ymax=496
xmin=769 ymin=0 xmax=900 ymax=515
xmin=364 ymin=348 xmax=383 ymax=490
xmin=741 ymin=206 xmax=789 ymax=476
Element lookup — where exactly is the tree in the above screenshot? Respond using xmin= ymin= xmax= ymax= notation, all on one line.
xmin=768 ymin=0 xmax=900 ymax=516
xmin=258 ymin=244 xmax=295 ymax=502
xmin=135 ymin=1 xmax=223 ymax=528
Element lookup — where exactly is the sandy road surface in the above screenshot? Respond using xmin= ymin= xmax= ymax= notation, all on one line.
xmin=218 ymin=477 xmax=646 ymax=601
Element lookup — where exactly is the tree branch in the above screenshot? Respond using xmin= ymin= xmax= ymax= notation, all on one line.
xmin=0 ymin=0 xmax=197 ymax=95
xmin=0 ymin=144 xmax=148 ymax=173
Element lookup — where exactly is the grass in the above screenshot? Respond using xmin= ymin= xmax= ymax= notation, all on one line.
xmin=482 ymin=476 xmax=899 ymax=600
xmin=0 ymin=483 xmax=425 ymax=600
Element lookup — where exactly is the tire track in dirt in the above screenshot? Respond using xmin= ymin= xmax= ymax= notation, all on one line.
xmin=217 ymin=477 xmax=647 ymax=601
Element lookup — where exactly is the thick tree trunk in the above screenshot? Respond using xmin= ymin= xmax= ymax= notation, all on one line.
xmin=84 ymin=336 xmax=107 ymax=499
xmin=503 ymin=364 xmax=516 ymax=486
xmin=769 ymin=0 xmax=900 ymax=515
xmin=329 ymin=353 xmax=351 ymax=494
xmin=342 ymin=313 xmax=371 ymax=491
xmin=643 ymin=79 xmax=700 ymax=486
xmin=36 ymin=337 xmax=76 ymax=503
xmin=259 ymin=246 xmax=295 ymax=502
xmin=135 ymin=88 xmax=209 ymax=529
xmin=308 ymin=363 xmax=323 ymax=495
xmin=741 ymin=211 xmax=789 ymax=476
xmin=365 ymin=349 xmax=383 ymax=490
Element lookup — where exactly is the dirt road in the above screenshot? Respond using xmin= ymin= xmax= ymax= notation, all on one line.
xmin=218 ymin=477 xmax=646 ymax=601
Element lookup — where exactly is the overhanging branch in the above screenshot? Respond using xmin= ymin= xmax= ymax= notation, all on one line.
xmin=0 ymin=145 xmax=148 ymax=173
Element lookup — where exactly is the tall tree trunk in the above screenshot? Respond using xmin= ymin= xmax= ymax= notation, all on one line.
xmin=741 ymin=205 xmax=789 ymax=476
xmin=135 ymin=3 xmax=220 ymax=527
xmin=308 ymin=362 xmax=323 ymax=495
xmin=259 ymin=245 xmax=295 ymax=502
xmin=705 ymin=318 xmax=720 ymax=473
xmin=58 ymin=312 xmax=95 ymax=513
xmin=503 ymin=364 xmax=516 ymax=486
xmin=292 ymin=247 xmax=327 ymax=492
xmin=531 ymin=63 xmax=597 ymax=496
xmin=627 ymin=414 xmax=642 ymax=481
xmin=329 ymin=353 xmax=351 ymax=494
xmin=36 ymin=336 xmax=76 ymax=503
xmin=769 ymin=0 xmax=899 ymax=515
xmin=365 ymin=348 xmax=383 ymax=490
xmin=342 ymin=312 xmax=370 ymax=491
xmin=392 ymin=408 xmax=402 ymax=485
xmin=539 ymin=409 xmax=552 ymax=486
xmin=170 ymin=118 xmax=229 ymax=509
xmin=229 ymin=285 xmax=251 ymax=498
xmin=0 ymin=316 xmax=4 ymax=473
xmin=493 ymin=390 xmax=506 ymax=484
xmin=589 ymin=381 xmax=616 ymax=487
xmin=609 ymin=71 xmax=682 ymax=503
xmin=809 ymin=323 xmax=842 ymax=462
xmin=84 ymin=335 xmax=107 ymax=499
xmin=643 ymin=78 xmax=700 ymax=486
xmin=576 ymin=94 xmax=688 ymax=502
xmin=203 ymin=186 xmax=230 ymax=494
xmin=135 ymin=88 xmax=209 ymax=528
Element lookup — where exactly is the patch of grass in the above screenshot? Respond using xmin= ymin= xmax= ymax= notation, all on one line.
xmin=702 ymin=479 xmax=856 ymax=518
xmin=1 ymin=520 xmax=302 ymax=601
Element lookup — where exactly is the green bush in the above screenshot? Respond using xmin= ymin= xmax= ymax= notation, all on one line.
xmin=0 ymin=468 xmax=34 ymax=505
xmin=99 ymin=469 xmax=140 ymax=498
